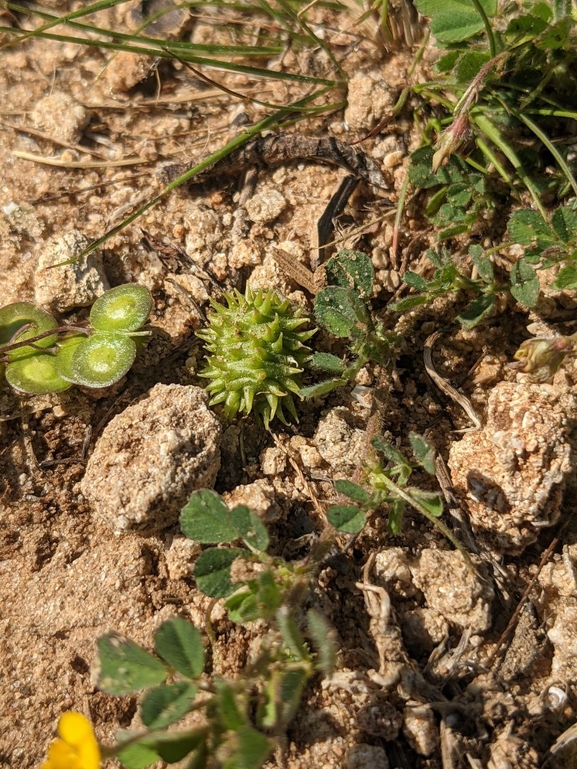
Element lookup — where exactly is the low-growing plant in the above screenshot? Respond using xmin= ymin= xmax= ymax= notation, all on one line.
xmin=506 ymin=204 xmax=577 ymax=300
xmin=408 ymin=146 xmax=497 ymax=240
xmin=48 ymin=490 xmax=337 ymax=769
xmin=0 ymin=284 xmax=152 ymax=394
xmin=302 ymin=250 xmax=393 ymax=398
xmin=412 ymin=0 xmax=577 ymax=212
xmin=390 ymin=244 xmax=503 ymax=329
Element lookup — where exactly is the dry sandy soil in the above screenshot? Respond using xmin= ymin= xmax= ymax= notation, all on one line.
xmin=2 ymin=2 xmax=577 ymax=768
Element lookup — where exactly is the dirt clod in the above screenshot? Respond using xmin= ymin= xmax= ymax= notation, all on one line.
xmin=81 ymin=384 xmax=221 ymax=531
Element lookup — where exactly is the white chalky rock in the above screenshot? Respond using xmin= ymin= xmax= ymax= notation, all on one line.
xmin=81 ymin=384 xmax=221 ymax=532
xmin=35 ymin=231 xmax=109 ymax=313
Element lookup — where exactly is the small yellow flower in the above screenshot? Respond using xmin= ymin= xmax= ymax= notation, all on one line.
xmin=41 ymin=712 xmax=101 ymax=769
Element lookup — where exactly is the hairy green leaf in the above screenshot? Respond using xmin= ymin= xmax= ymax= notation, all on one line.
xmin=314 ymin=286 xmax=367 ymax=337
xmin=334 ymin=479 xmax=372 ymax=504
xmin=310 ymin=352 xmax=347 ymax=372
xmin=510 ymin=261 xmax=540 ymax=307
xmin=140 ymin=682 xmax=197 ymax=729
xmin=180 ymin=490 xmax=239 ymax=544
xmin=456 ymin=294 xmax=496 ymax=329
xmin=414 ymin=0 xmax=497 ymax=42
xmin=508 ymin=210 xmax=555 ymax=248
xmin=326 ymin=504 xmax=367 ymax=533
xmin=307 ymin=610 xmax=337 ymax=677
xmin=230 ymin=505 xmax=269 ymax=552
xmin=553 ymin=265 xmax=577 ymax=290
xmin=97 ymin=633 xmax=168 ymax=695
xmin=409 ymin=489 xmax=444 ymax=517
xmin=324 ymin=250 xmax=374 ymax=296
xmin=409 ymin=433 xmax=437 ymax=475
xmin=154 ymin=618 xmax=205 ymax=679
xmin=195 ymin=547 xmax=245 ymax=598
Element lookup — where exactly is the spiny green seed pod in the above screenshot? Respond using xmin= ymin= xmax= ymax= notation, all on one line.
xmin=197 ymin=287 xmax=315 ymax=429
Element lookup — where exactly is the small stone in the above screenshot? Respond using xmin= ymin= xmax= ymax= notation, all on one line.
xmin=245 ymin=188 xmax=287 ymax=224
xmin=383 ymin=150 xmax=404 ymax=168
xmin=30 ymin=92 xmax=89 ymax=144
xmin=164 ymin=536 xmax=200 ymax=580
xmin=81 ymin=384 xmax=221 ymax=532
xmin=260 ymin=447 xmax=287 ymax=476
xmin=223 ymin=479 xmax=281 ymax=523
xmin=313 ymin=408 xmax=365 ymax=474
xmin=411 ymin=549 xmax=494 ymax=632
xmin=34 ymin=231 xmax=109 ymax=313
xmin=403 ymin=704 xmax=439 ymax=756
xmin=449 ymin=381 xmax=577 ymax=553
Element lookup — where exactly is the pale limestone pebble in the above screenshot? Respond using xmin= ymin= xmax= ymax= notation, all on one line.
xmin=81 ymin=384 xmax=221 ymax=532
xmin=247 ymin=255 xmax=295 ymax=298
xmin=383 ymin=150 xmax=405 ymax=168
xmin=449 ymin=381 xmax=577 ymax=553
xmin=488 ymin=727 xmax=540 ymax=769
xmin=546 ymin=600 xmax=577 ymax=681
xmin=163 ymin=535 xmax=200 ymax=581
xmin=344 ymin=70 xmax=395 ymax=133
xmin=346 ymin=743 xmax=389 ymax=769
xmin=244 ymin=188 xmax=287 ymax=224
xmin=402 ymin=704 xmax=439 ymax=756
xmin=290 ymin=435 xmax=324 ymax=470
xmin=105 ymin=51 xmax=156 ymax=93
xmin=181 ymin=203 xmax=225 ymax=263
xmin=411 ymin=550 xmax=494 ymax=632
xmin=539 ymin=544 xmax=577 ymax=598
xmin=223 ymin=479 xmax=282 ymax=523
xmin=260 ymin=446 xmax=287 ymax=476
xmin=374 ymin=548 xmax=418 ymax=599
xmin=372 ymin=135 xmax=403 ymax=159
xmin=165 ymin=272 xmax=210 ymax=316
xmin=34 ymin=231 xmax=109 ymax=312
xmin=313 ymin=407 xmax=366 ymax=474
xmin=30 ymin=92 xmax=89 ymax=144
xmin=401 ymin=607 xmax=449 ymax=652
xmin=228 ymin=239 xmax=262 ymax=271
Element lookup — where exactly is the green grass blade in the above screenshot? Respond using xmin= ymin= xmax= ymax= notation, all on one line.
xmin=471 ymin=111 xmax=547 ymax=218
xmin=514 ymin=111 xmax=577 ymax=199
xmin=68 ymin=86 xmax=339 ymax=262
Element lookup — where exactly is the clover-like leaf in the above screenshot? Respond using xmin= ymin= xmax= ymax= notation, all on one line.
xmin=314 ymin=286 xmax=368 ymax=337
xmin=140 ymin=682 xmax=197 ymax=729
xmin=326 ymin=504 xmax=367 ymax=534
xmin=230 ymin=505 xmax=269 ymax=552
xmin=334 ymin=479 xmax=371 ymax=504
xmin=90 ymin=284 xmax=152 ymax=332
xmin=414 ymin=0 xmax=497 ymax=43
xmin=6 ymin=353 xmax=72 ymax=394
xmin=0 ymin=302 xmax=57 ymax=360
xmin=510 ymin=261 xmax=540 ymax=307
xmin=70 ymin=332 xmax=137 ymax=387
xmin=154 ymin=618 xmax=205 ymax=679
xmin=97 ymin=633 xmax=168 ymax=695
xmin=324 ymin=250 xmax=374 ymax=296
xmin=195 ymin=547 xmax=245 ymax=598
xmin=180 ymin=489 xmax=239 ymax=544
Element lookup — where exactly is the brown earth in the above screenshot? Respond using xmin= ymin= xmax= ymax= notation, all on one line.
xmin=1 ymin=3 xmax=577 ymax=768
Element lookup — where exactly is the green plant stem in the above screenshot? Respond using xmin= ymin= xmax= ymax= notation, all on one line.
xmin=513 ymin=111 xmax=577 ymax=199
xmin=468 ymin=0 xmax=497 ymax=57
xmin=0 ymin=325 xmax=89 ymax=356
xmin=377 ymin=475 xmax=474 ymax=569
